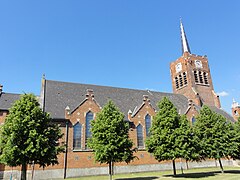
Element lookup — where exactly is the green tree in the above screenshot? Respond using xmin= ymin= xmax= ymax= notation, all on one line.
xmin=229 ymin=119 xmax=240 ymax=160
xmin=146 ymin=97 xmax=181 ymax=176
xmin=176 ymin=115 xmax=201 ymax=171
xmin=88 ymin=100 xmax=135 ymax=180
xmin=193 ymin=105 xmax=233 ymax=173
xmin=0 ymin=94 xmax=64 ymax=180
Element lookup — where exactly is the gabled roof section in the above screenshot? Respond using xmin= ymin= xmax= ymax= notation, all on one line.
xmin=131 ymin=95 xmax=155 ymax=118
xmin=43 ymin=79 xmax=189 ymax=119
xmin=70 ymin=90 xmax=101 ymax=115
xmin=0 ymin=93 xmax=21 ymax=110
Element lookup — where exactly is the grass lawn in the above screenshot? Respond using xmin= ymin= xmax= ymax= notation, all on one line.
xmin=65 ymin=167 xmax=240 ymax=180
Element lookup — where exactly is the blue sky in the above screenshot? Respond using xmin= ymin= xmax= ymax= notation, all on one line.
xmin=1 ymin=0 xmax=240 ymax=114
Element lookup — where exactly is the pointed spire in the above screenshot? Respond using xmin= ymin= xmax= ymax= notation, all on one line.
xmin=180 ymin=18 xmax=191 ymax=54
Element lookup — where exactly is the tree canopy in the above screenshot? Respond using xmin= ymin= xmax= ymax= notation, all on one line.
xmin=88 ymin=100 xmax=135 ymax=180
xmin=193 ymin=105 xmax=234 ymax=173
xmin=0 ymin=94 xmax=64 ymax=180
xmin=228 ymin=118 xmax=240 ymax=160
xmin=145 ymin=97 xmax=181 ymax=175
xmin=176 ymin=115 xmax=201 ymax=162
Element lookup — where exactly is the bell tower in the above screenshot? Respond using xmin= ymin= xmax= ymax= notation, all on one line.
xmin=170 ymin=19 xmax=221 ymax=108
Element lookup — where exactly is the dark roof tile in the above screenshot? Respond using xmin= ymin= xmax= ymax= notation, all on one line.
xmin=0 ymin=93 xmax=21 ymax=110
xmin=44 ymin=80 xmax=189 ymax=119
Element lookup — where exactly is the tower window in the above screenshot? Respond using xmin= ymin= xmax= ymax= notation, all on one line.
xmin=175 ymin=77 xmax=179 ymax=89
xmin=145 ymin=114 xmax=151 ymax=137
xmin=137 ymin=124 xmax=144 ymax=148
xmin=194 ymin=70 xmax=209 ymax=86
xmin=85 ymin=111 xmax=94 ymax=149
xmin=199 ymin=71 xmax=203 ymax=83
xmin=203 ymin=72 xmax=208 ymax=85
xmin=179 ymin=74 xmax=183 ymax=87
xmin=175 ymin=72 xmax=188 ymax=89
xmin=194 ymin=71 xmax=199 ymax=83
xmin=73 ymin=122 xmax=82 ymax=150
xmin=183 ymin=72 xmax=187 ymax=85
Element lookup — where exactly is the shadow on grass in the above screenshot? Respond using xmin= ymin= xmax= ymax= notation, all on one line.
xmin=223 ymin=170 xmax=240 ymax=174
xmin=163 ymin=169 xmax=240 ymax=178
xmin=115 ymin=177 xmax=159 ymax=180
xmin=164 ymin=171 xmax=217 ymax=178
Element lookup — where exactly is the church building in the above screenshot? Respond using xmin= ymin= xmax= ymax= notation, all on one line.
xmin=0 ymin=21 xmax=234 ymax=179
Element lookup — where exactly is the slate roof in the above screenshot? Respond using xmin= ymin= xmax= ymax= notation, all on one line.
xmin=0 ymin=80 xmax=234 ymax=123
xmin=193 ymin=104 xmax=234 ymax=122
xmin=209 ymin=106 xmax=235 ymax=122
xmin=44 ymin=80 xmax=190 ymax=119
xmin=0 ymin=93 xmax=21 ymax=110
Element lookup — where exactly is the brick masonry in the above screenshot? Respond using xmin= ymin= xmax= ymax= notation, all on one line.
xmin=0 ymin=51 xmax=233 ymax=179
xmin=170 ymin=52 xmax=220 ymax=108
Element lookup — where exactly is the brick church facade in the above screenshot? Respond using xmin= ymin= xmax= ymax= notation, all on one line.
xmin=0 ymin=21 xmax=235 ymax=179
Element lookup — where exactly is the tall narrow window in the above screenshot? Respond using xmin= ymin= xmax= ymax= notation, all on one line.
xmin=73 ymin=122 xmax=82 ymax=150
xmin=175 ymin=77 xmax=179 ymax=89
xmin=183 ymin=72 xmax=187 ymax=85
xmin=192 ymin=117 xmax=196 ymax=125
xmin=85 ymin=111 xmax=93 ymax=148
xmin=199 ymin=71 xmax=203 ymax=83
xmin=145 ymin=114 xmax=151 ymax=137
xmin=194 ymin=70 xmax=198 ymax=83
xmin=179 ymin=74 xmax=183 ymax=87
xmin=203 ymin=72 xmax=208 ymax=85
xmin=137 ymin=124 xmax=144 ymax=148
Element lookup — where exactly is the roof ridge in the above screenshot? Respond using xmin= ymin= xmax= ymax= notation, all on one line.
xmin=1 ymin=92 xmax=22 ymax=96
xmin=46 ymin=79 xmax=154 ymax=93
xmin=45 ymin=79 xmax=186 ymax=97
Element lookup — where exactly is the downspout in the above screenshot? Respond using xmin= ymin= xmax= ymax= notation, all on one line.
xmin=63 ymin=120 xmax=69 ymax=179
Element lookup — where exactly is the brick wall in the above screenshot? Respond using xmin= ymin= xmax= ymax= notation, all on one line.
xmin=170 ymin=52 xmax=220 ymax=108
xmin=232 ymin=107 xmax=240 ymax=121
xmin=0 ymin=90 xmax=198 ymax=173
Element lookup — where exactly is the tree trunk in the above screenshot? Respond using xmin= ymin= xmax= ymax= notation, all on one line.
xmin=31 ymin=161 xmax=35 ymax=180
xmin=112 ymin=161 xmax=114 ymax=175
xmin=186 ymin=160 xmax=189 ymax=170
xmin=109 ymin=162 xmax=112 ymax=180
xmin=180 ymin=158 xmax=184 ymax=174
xmin=172 ymin=159 xmax=176 ymax=176
xmin=218 ymin=158 xmax=224 ymax=173
xmin=21 ymin=163 xmax=27 ymax=180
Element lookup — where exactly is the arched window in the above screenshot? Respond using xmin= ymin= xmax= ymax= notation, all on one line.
xmin=175 ymin=77 xmax=179 ymax=89
xmin=194 ymin=70 xmax=198 ymax=83
xmin=85 ymin=111 xmax=94 ymax=148
xmin=192 ymin=117 xmax=196 ymax=125
xmin=203 ymin=72 xmax=208 ymax=85
xmin=145 ymin=114 xmax=151 ymax=137
xmin=199 ymin=71 xmax=203 ymax=83
xmin=183 ymin=72 xmax=187 ymax=85
xmin=234 ymin=110 xmax=239 ymax=116
xmin=73 ymin=122 xmax=82 ymax=150
xmin=137 ymin=124 xmax=144 ymax=148
xmin=179 ymin=74 xmax=183 ymax=87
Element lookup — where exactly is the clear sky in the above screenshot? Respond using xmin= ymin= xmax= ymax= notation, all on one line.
xmin=1 ymin=0 xmax=240 ymax=114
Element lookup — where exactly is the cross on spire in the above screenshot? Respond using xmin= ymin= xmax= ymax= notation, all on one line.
xmin=180 ymin=18 xmax=191 ymax=54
